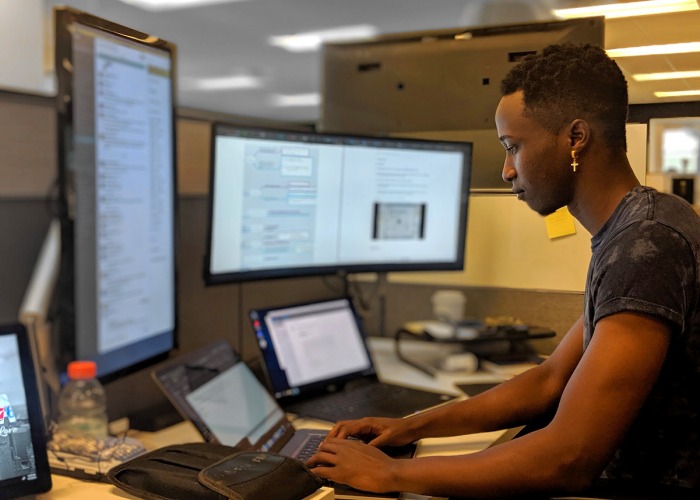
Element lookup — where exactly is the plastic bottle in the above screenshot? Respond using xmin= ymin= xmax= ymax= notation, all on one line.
xmin=57 ymin=360 xmax=109 ymax=438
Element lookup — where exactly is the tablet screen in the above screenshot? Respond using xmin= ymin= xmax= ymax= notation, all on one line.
xmin=0 ymin=324 xmax=52 ymax=497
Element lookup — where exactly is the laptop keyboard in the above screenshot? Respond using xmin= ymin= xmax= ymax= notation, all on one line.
xmin=294 ymin=433 xmax=325 ymax=462
xmin=292 ymin=383 xmax=413 ymax=422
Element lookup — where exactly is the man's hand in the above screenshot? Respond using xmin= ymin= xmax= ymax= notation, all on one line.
xmin=326 ymin=416 xmax=416 ymax=447
xmin=307 ymin=437 xmax=402 ymax=493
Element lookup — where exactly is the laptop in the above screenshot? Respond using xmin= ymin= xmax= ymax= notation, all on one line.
xmin=0 ymin=323 xmax=52 ymax=498
xmin=152 ymin=340 xmax=413 ymax=499
xmin=249 ymin=297 xmax=457 ymax=422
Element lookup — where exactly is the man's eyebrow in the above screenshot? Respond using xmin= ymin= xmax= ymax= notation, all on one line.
xmin=498 ymin=135 xmax=512 ymax=143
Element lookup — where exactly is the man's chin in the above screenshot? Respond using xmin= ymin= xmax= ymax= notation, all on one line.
xmin=528 ymin=201 xmax=561 ymax=217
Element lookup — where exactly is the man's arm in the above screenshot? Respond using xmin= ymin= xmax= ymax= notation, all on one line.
xmin=329 ymin=315 xmax=586 ymax=445
xmin=312 ymin=312 xmax=671 ymax=497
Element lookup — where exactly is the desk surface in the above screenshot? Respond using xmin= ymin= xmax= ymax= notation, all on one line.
xmin=38 ymin=337 xmax=512 ymax=500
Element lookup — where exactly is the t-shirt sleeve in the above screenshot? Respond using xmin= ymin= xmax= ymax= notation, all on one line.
xmin=591 ymin=220 xmax=694 ymax=330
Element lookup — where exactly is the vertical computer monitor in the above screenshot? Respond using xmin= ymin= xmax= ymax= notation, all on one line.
xmin=205 ymin=124 xmax=472 ymax=284
xmin=54 ymin=7 xmax=177 ymax=381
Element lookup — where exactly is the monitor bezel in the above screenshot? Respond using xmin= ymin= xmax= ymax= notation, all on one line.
xmin=53 ymin=6 xmax=179 ymax=383
xmin=204 ymin=123 xmax=472 ymax=285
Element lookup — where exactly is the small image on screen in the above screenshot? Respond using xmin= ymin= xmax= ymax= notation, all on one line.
xmin=372 ymin=202 xmax=426 ymax=240
xmin=0 ymin=336 xmax=38 ymax=483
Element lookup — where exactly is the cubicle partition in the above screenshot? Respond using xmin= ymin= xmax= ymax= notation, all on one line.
xmin=1 ymin=89 xmax=686 ymax=422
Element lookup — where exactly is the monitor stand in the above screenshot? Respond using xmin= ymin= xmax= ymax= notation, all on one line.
xmin=128 ymin=399 xmax=183 ymax=432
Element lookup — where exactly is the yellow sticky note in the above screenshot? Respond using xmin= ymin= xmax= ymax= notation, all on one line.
xmin=545 ymin=206 xmax=576 ymax=239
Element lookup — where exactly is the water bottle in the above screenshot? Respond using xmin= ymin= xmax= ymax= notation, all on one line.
xmin=57 ymin=360 xmax=109 ymax=438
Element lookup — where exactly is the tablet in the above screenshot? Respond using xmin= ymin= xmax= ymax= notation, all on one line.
xmin=0 ymin=323 xmax=52 ymax=497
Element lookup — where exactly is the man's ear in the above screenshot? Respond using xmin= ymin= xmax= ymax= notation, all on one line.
xmin=568 ymin=119 xmax=590 ymax=150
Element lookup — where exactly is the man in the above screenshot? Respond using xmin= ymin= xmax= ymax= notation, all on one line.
xmin=306 ymin=44 xmax=700 ymax=498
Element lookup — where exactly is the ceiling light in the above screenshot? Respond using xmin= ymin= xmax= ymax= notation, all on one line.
xmin=270 ymin=93 xmax=321 ymax=107
xmin=633 ymin=70 xmax=700 ymax=81
xmin=655 ymin=89 xmax=700 ymax=97
xmin=269 ymin=25 xmax=377 ymax=53
xmin=553 ymin=0 xmax=698 ymax=19
xmin=181 ymin=74 xmax=262 ymax=91
xmin=118 ymin=0 xmax=249 ymax=11
xmin=606 ymin=41 xmax=700 ymax=57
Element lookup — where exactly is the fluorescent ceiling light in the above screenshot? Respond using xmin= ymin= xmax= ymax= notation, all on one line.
xmin=633 ymin=70 xmax=700 ymax=81
xmin=270 ymin=93 xmax=321 ymax=107
xmin=181 ymin=74 xmax=262 ymax=91
xmin=655 ymin=89 xmax=700 ymax=97
xmin=553 ymin=0 xmax=698 ymax=19
xmin=269 ymin=25 xmax=377 ymax=53
xmin=606 ymin=41 xmax=700 ymax=57
xmin=118 ymin=0 xmax=249 ymax=11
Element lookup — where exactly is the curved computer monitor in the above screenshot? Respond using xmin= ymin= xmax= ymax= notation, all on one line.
xmin=54 ymin=7 xmax=177 ymax=382
xmin=205 ymin=124 xmax=472 ymax=284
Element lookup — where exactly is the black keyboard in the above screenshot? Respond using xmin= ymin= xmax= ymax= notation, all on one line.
xmin=289 ymin=382 xmax=439 ymax=422
xmin=317 ymin=383 xmax=410 ymax=411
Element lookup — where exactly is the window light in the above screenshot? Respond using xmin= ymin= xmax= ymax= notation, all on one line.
xmin=553 ymin=0 xmax=698 ymax=19
xmin=270 ymin=93 xmax=321 ymax=107
xmin=118 ymin=0 xmax=249 ymax=11
xmin=181 ymin=74 xmax=262 ymax=91
xmin=633 ymin=70 xmax=700 ymax=81
xmin=606 ymin=41 xmax=700 ymax=57
xmin=655 ymin=89 xmax=700 ymax=97
xmin=269 ymin=25 xmax=377 ymax=53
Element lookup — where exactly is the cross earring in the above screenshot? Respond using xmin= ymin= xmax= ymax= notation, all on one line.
xmin=571 ymin=150 xmax=579 ymax=173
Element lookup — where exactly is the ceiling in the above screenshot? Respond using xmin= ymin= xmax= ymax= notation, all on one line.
xmin=45 ymin=0 xmax=700 ymax=125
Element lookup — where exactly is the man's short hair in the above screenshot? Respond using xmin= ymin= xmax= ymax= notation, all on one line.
xmin=500 ymin=43 xmax=628 ymax=151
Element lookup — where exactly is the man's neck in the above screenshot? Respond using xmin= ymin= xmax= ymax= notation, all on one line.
xmin=568 ymin=155 xmax=640 ymax=236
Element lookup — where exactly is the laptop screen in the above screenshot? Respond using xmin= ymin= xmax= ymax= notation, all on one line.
xmin=250 ymin=298 xmax=375 ymax=400
xmin=0 ymin=324 xmax=51 ymax=498
xmin=152 ymin=341 xmax=295 ymax=452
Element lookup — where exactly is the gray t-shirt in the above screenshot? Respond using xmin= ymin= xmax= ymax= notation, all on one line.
xmin=583 ymin=186 xmax=700 ymax=488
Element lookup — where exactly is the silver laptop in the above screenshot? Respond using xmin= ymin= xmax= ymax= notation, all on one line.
xmin=152 ymin=340 xmax=413 ymax=499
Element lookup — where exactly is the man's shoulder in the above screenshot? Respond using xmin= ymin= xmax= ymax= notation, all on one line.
xmin=648 ymin=190 xmax=700 ymax=243
xmin=625 ymin=187 xmax=700 ymax=241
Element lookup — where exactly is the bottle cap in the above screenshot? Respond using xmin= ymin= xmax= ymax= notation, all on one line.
xmin=67 ymin=360 xmax=98 ymax=380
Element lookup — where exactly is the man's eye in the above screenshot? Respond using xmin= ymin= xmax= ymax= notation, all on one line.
xmin=506 ymin=145 xmax=518 ymax=154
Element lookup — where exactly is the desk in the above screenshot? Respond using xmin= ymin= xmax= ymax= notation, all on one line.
xmin=38 ymin=337 xmax=509 ymax=500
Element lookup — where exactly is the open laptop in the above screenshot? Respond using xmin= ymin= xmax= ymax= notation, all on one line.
xmin=152 ymin=340 xmax=412 ymax=499
xmin=0 ymin=323 xmax=52 ymax=498
xmin=249 ymin=297 xmax=457 ymax=422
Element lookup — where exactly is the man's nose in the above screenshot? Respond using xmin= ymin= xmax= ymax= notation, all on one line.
xmin=502 ymin=159 xmax=516 ymax=183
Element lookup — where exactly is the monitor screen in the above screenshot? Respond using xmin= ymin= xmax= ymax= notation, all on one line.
xmin=205 ymin=124 xmax=472 ymax=284
xmin=0 ymin=324 xmax=52 ymax=498
xmin=54 ymin=7 xmax=177 ymax=381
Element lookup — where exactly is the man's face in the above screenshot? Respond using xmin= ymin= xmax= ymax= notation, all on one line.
xmin=495 ymin=91 xmax=573 ymax=216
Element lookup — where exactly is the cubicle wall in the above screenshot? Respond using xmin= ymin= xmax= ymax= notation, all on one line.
xmin=0 ymin=90 xmax=665 ymax=421
xmin=0 ymin=90 xmax=648 ymax=339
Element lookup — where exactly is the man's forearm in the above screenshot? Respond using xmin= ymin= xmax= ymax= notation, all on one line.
xmin=402 ymin=361 xmax=563 ymax=440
